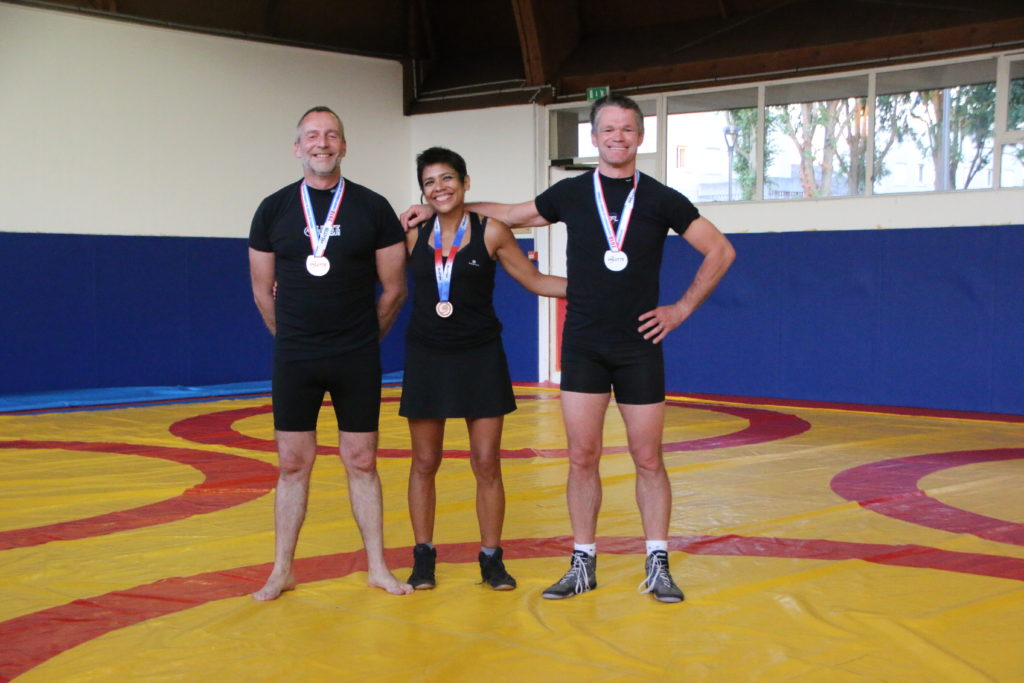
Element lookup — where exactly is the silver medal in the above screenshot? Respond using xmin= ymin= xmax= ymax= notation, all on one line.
xmin=306 ymin=255 xmax=330 ymax=276
xmin=604 ymin=250 xmax=628 ymax=271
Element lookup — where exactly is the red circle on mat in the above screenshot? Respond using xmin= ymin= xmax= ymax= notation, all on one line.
xmin=830 ymin=448 xmax=1024 ymax=546
xmin=168 ymin=396 xmax=811 ymax=458
xmin=1 ymin=533 xmax=1021 ymax=681
xmin=0 ymin=440 xmax=277 ymax=550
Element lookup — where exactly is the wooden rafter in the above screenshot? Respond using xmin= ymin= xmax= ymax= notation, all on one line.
xmin=510 ymin=0 xmax=580 ymax=89
xmin=557 ymin=17 xmax=1024 ymax=97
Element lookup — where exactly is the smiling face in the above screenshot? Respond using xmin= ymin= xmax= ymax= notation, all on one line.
xmin=293 ymin=111 xmax=346 ymax=187
xmin=591 ymin=105 xmax=644 ymax=175
xmin=420 ymin=163 xmax=469 ymax=216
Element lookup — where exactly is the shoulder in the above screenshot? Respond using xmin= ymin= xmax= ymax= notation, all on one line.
xmin=537 ymin=171 xmax=590 ymax=218
xmin=636 ymin=172 xmax=684 ymax=203
xmin=638 ymin=173 xmax=700 ymax=231
xmin=251 ymin=180 xmax=302 ymax=232
xmin=542 ymin=171 xmax=590 ymax=196
xmin=341 ymin=179 xmax=388 ymax=205
xmin=256 ymin=179 xmax=302 ymax=210
xmin=343 ymin=179 xmax=402 ymax=232
xmin=479 ymin=212 xmax=512 ymax=251
xmin=480 ymin=212 xmax=511 ymax=239
xmin=638 ymin=173 xmax=690 ymax=203
xmin=558 ymin=171 xmax=592 ymax=190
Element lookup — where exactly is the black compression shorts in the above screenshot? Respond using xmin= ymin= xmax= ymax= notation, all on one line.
xmin=560 ymin=342 xmax=665 ymax=405
xmin=272 ymin=350 xmax=382 ymax=432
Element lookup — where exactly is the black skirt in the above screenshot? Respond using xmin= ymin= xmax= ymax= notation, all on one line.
xmin=399 ymin=337 xmax=517 ymax=419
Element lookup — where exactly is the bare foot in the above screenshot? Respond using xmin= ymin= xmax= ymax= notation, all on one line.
xmin=252 ymin=570 xmax=296 ymax=601
xmin=368 ymin=569 xmax=413 ymax=595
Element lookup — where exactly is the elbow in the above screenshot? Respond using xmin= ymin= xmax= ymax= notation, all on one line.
xmin=253 ymin=290 xmax=272 ymax=309
xmin=725 ymin=242 xmax=737 ymax=266
xmin=387 ymin=282 xmax=408 ymax=307
xmin=719 ymin=240 xmax=736 ymax=270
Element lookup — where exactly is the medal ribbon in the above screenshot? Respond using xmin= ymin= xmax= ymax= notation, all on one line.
xmin=300 ymin=179 xmax=346 ymax=257
xmin=433 ymin=213 xmax=469 ymax=305
xmin=592 ymin=169 xmax=639 ymax=254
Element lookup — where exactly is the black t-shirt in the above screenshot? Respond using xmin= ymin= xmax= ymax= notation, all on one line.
xmin=406 ymin=213 xmax=502 ymax=350
xmin=535 ymin=171 xmax=699 ymax=348
xmin=249 ymin=178 xmax=404 ymax=359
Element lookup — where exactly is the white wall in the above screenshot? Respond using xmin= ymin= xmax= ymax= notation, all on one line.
xmin=408 ymin=105 xmax=539 ymax=207
xmin=7 ymin=2 xmax=1016 ymax=244
xmin=700 ymin=187 xmax=1024 ymax=234
xmin=0 ymin=4 xmax=408 ymax=238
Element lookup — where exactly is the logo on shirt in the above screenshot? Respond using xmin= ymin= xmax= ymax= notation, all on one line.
xmin=468 ymin=258 xmax=481 ymax=267
xmin=303 ymin=225 xmax=341 ymax=237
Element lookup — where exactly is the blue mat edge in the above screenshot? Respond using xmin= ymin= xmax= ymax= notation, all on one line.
xmin=0 ymin=372 xmax=404 ymax=413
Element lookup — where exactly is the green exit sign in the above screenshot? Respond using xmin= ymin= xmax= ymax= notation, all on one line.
xmin=586 ymin=86 xmax=609 ymax=101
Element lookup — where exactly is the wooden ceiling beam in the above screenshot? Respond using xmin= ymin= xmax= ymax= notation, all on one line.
xmin=511 ymin=0 xmax=580 ymax=88
xmin=556 ymin=18 xmax=1024 ymax=97
xmin=511 ymin=0 xmax=544 ymax=86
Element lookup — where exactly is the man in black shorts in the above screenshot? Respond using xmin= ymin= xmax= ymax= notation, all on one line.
xmin=401 ymin=94 xmax=734 ymax=602
xmin=249 ymin=106 xmax=412 ymax=600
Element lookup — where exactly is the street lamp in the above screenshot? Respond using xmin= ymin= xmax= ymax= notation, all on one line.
xmin=723 ymin=125 xmax=739 ymax=200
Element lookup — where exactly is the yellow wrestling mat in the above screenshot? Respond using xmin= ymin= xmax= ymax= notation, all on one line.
xmin=1 ymin=386 xmax=1022 ymax=681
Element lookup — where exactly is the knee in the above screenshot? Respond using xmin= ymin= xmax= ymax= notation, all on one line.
xmin=410 ymin=452 xmax=443 ymax=478
xmin=470 ymin=452 xmax=502 ymax=485
xmin=567 ymin=445 xmax=602 ymax=473
xmin=277 ymin=452 xmax=314 ymax=479
xmin=632 ymin=450 xmax=665 ymax=476
xmin=341 ymin=449 xmax=377 ymax=477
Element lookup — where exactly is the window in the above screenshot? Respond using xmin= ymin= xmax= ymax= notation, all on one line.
xmin=665 ymin=88 xmax=757 ymax=202
xmin=1002 ymin=143 xmax=1024 ymax=187
xmin=764 ymin=76 xmax=869 ymax=199
xmin=874 ymin=59 xmax=998 ymax=193
xmin=675 ymin=145 xmax=687 ymax=168
xmin=547 ymin=52 xmax=1023 ymax=200
xmin=1010 ymin=59 xmax=1024 ymax=132
xmin=548 ymin=99 xmax=657 ymax=161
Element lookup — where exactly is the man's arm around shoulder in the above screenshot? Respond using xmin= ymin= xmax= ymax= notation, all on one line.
xmin=467 ymin=200 xmax=548 ymax=229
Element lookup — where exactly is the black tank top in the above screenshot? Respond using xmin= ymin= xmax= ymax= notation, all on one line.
xmin=406 ymin=212 xmax=502 ymax=349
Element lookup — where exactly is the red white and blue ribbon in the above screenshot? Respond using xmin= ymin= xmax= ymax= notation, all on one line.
xmin=433 ymin=213 xmax=469 ymax=305
xmin=300 ymin=179 xmax=346 ymax=258
xmin=593 ymin=169 xmax=638 ymax=265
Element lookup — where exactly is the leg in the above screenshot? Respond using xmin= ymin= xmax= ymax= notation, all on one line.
xmin=465 ymin=415 xmax=505 ymax=547
xmin=338 ymin=430 xmax=413 ymax=595
xmin=467 ymin=416 xmax=517 ymax=590
xmin=407 ymin=418 xmax=445 ymax=544
xmin=617 ymin=401 xmax=670 ymax=540
xmin=253 ymin=430 xmax=317 ymax=601
xmin=560 ymin=391 xmax=611 ymax=544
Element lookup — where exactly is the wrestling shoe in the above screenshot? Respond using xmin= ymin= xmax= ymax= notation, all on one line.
xmin=638 ymin=550 xmax=685 ymax=603
xmin=542 ymin=550 xmax=596 ymax=599
xmin=478 ymin=547 xmax=517 ymax=591
xmin=408 ymin=543 xmax=436 ymax=590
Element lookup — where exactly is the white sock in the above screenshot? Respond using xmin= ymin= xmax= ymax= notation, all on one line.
xmin=481 ymin=546 xmax=497 ymax=557
xmin=646 ymin=540 xmax=668 ymax=555
xmin=574 ymin=543 xmax=597 ymax=557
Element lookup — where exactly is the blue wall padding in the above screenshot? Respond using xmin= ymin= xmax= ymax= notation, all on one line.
xmin=661 ymin=224 xmax=1023 ymax=414
xmin=0 ymin=233 xmax=538 ymax=396
xmin=1 ymin=233 xmax=273 ymax=394
xmin=494 ymin=247 xmax=539 ymax=383
xmin=1 ymin=227 xmax=1020 ymax=415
